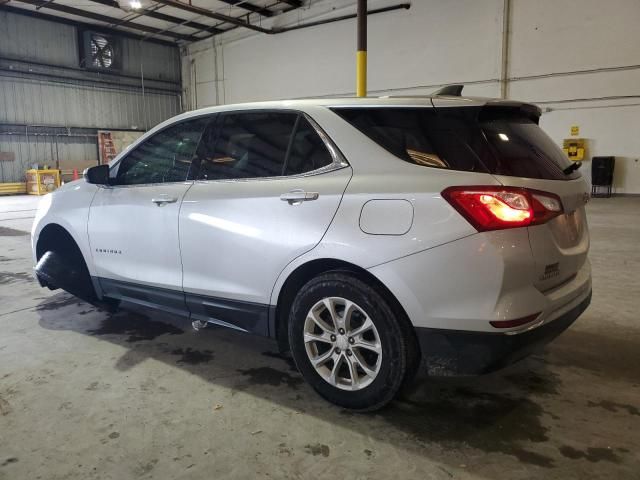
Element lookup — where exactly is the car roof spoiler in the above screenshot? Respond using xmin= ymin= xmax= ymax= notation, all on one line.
xmin=481 ymin=100 xmax=542 ymax=123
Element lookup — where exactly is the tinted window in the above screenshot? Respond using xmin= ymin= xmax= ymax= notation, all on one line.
xmin=480 ymin=116 xmax=580 ymax=180
xmin=333 ymin=107 xmax=489 ymax=173
xmin=115 ymin=118 xmax=208 ymax=185
xmin=284 ymin=117 xmax=333 ymax=175
xmin=197 ymin=112 xmax=297 ymax=180
xmin=333 ymin=107 xmax=579 ymax=180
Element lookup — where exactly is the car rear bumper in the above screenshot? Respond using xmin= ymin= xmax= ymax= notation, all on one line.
xmin=415 ymin=290 xmax=591 ymax=375
xmin=368 ymin=230 xmax=591 ymax=333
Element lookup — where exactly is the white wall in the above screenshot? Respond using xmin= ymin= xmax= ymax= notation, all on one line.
xmin=182 ymin=0 xmax=640 ymax=193
xmin=509 ymin=0 xmax=640 ymax=194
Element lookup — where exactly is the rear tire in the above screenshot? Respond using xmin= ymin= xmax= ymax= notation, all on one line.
xmin=288 ymin=272 xmax=412 ymax=411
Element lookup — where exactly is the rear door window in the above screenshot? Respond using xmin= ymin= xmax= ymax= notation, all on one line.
xmin=332 ymin=107 xmax=579 ymax=180
xmin=195 ymin=112 xmax=335 ymax=180
xmin=197 ymin=112 xmax=297 ymax=180
xmin=284 ymin=117 xmax=333 ymax=175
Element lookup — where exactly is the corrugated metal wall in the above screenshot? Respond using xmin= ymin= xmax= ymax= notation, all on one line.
xmin=0 ymin=74 xmax=179 ymax=129
xmin=0 ymin=10 xmax=79 ymax=69
xmin=0 ymin=130 xmax=97 ymax=183
xmin=0 ymin=10 xmax=181 ymax=183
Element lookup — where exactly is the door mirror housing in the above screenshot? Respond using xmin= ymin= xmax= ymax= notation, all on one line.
xmin=84 ymin=165 xmax=110 ymax=185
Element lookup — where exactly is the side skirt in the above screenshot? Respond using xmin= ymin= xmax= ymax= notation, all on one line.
xmin=186 ymin=294 xmax=269 ymax=337
xmin=96 ymin=277 xmax=272 ymax=337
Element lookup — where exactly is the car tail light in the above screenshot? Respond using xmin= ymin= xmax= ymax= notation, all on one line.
xmin=441 ymin=186 xmax=563 ymax=231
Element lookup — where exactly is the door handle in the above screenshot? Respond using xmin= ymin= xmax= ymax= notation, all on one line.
xmin=280 ymin=190 xmax=319 ymax=205
xmin=151 ymin=195 xmax=178 ymax=206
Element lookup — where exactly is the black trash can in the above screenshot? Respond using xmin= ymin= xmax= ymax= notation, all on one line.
xmin=591 ymin=156 xmax=615 ymax=198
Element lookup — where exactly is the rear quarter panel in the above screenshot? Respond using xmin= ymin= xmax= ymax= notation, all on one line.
xmin=269 ymin=166 xmax=494 ymax=305
xmin=269 ymin=106 xmax=503 ymax=305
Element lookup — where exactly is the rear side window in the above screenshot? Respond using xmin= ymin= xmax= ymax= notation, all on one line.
xmin=332 ymin=107 xmax=579 ymax=180
xmin=332 ymin=108 xmax=488 ymax=173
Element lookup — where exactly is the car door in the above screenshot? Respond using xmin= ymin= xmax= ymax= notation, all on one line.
xmin=179 ymin=110 xmax=352 ymax=335
xmin=88 ymin=116 xmax=209 ymax=315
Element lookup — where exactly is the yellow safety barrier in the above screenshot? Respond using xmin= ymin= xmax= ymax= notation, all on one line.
xmin=0 ymin=182 xmax=27 ymax=195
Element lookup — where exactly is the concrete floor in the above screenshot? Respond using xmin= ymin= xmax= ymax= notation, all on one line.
xmin=0 ymin=194 xmax=638 ymax=480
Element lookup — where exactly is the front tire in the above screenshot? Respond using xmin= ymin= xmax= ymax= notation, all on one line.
xmin=288 ymin=272 xmax=412 ymax=411
xmin=36 ymin=249 xmax=119 ymax=313
xmin=35 ymin=250 xmax=96 ymax=303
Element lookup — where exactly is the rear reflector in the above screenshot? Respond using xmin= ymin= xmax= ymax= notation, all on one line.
xmin=489 ymin=313 xmax=541 ymax=329
xmin=442 ymin=186 xmax=563 ymax=231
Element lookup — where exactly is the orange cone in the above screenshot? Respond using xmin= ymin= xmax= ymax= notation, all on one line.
xmin=72 ymin=169 xmax=79 ymax=180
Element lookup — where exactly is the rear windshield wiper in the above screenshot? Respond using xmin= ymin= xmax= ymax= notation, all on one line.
xmin=563 ymin=162 xmax=582 ymax=175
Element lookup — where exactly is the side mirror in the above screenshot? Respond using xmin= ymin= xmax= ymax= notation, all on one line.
xmin=83 ymin=165 xmax=110 ymax=185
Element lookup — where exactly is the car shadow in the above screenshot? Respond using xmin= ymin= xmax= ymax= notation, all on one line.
xmin=35 ymin=292 xmax=638 ymax=473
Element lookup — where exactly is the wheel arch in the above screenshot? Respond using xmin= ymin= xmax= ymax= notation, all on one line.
xmin=273 ymin=258 xmax=418 ymax=356
xmin=35 ymin=222 xmax=103 ymax=303
xmin=36 ymin=223 xmax=82 ymax=261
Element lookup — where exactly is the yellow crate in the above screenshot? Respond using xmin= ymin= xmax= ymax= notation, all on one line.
xmin=0 ymin=182 xmax=27 ymax=195
xmin=25 ymin=169 xmax=61 ymax=195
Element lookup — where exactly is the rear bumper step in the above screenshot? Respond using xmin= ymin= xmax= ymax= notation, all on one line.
xmin=415 ymin=290 xmax=592 ymax=376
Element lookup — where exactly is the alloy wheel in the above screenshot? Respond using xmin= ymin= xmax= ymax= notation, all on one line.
xmin=303 ymin=297 xmax=382 ymax=391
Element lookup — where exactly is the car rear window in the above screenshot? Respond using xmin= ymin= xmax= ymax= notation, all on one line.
xmin=332 ymin=107 xmax=580 ymax=180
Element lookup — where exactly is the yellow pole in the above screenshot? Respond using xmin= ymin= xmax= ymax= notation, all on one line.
xmin=356 ymin=50 xmax=367 ymax=97
xmin=356 ymin=0 xmax=367 ymax=97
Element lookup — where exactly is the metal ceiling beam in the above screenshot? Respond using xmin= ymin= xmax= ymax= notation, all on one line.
xmin=151 ymin=0 xmax=271 ymax=33
xmin=195 ymin=2 xmax=410 ymax=42
xmin=35 ymin=0 xmax=55 ymax=10
xmin=272 ymin=3 xmax=410 ymax=33
xmin=0 ymin=3 xmax=176 ymax=46
xmin=87 ymin=0 xmax=225 ymax=35
xmin=13 ymin=0 xmax=201 ymax=42
xmin=216 ymin=0 xmax=273 ymax=17
xmin=277 ymin=0 xmax=302 ymax=7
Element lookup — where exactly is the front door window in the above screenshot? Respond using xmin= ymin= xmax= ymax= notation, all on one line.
xmin=114 ymin=117 xmax=209 ymax=185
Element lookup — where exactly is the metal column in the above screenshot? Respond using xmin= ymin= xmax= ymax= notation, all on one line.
xmin=356 ymin=0 xmax=367 ymax=97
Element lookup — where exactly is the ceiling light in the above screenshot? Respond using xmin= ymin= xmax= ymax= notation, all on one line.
xmin=129 ymin=0 xmax=142 ymax=9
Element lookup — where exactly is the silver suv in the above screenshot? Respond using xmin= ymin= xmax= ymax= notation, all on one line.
xmin=32 ymin=94 xmax=592 ymax=410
